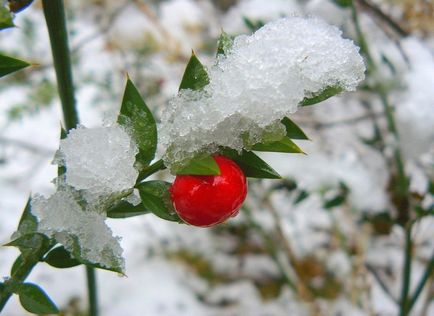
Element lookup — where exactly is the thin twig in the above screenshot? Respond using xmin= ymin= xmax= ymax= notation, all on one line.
xmin=355 ymin=0 xmax=409 ymax=37
xmin=365 ymin=263 xmax=399 ymax=304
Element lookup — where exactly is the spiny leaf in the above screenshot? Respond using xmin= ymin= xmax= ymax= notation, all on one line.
xmin=281 ymin=117 xmax=309 ymax=140
xmin=137 ymin=180 xmax=182 ymax=222
xmin=5 ymin=233 xmax=50 ymax=261
xmin=44 ymin=246 xmax=81 ymax=269
xmin=217 ymin=31 xmax=234 ymax=56
xmin=300 ymin=86 xmax=343 ymax=106
xmin=222 ymin=148 xmax=281 ymax=179
xmin=176 ymin=155 xmax=220 ymax=176
xmin=16 ymin=197 xmax=38 ymax=236
xmin=118 ymin=78 xmax=158 ymax=168
xmin=0 ymin=53 xmax=29 ymax=77
xmin=179 ymin=52 xmax=209 ymax=91
xmin=252 ymin=137 xmax=305 ymax=154
xmin=107 ymin=200 xmax=150 ymax=219
xmin=18 ymin=283 xmax=59 ymax=314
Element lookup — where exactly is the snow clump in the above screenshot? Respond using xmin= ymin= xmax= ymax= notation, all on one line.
xmin=32 ymin=189 xmax=125 ymax=272
xmin=30 ymin=123 xmax=139 ymax=272
xmin=58 ymin=124 xmax=139 ymax=201
xmin=160 ymin=17 xmax=365 ymax=169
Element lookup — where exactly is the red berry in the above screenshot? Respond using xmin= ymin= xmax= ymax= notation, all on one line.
xmin=170 ymin=155 xmax=247 ymax=227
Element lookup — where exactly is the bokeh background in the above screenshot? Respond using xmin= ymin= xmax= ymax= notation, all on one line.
xmin=0 ymin=0 xmax=433 ymax=315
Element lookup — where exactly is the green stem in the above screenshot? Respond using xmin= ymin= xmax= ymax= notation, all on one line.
xmin=136 ymin=159 xmax=166 ymax=184
xmin=406 ymin=250 xmax=434 ymax=314
xmin=42 ymin=1 xmax=98 ymax=315
xmin=42 ymin=0 xmax=78 ymax=131
xmin=242 ymin=205 xmax=297 ymax=293
xmin=399 ymin=223 xmax=413 ymax=316
xmin=86 ymin=266 xmax=98 ymax=316
xmin=0 ymin=259 xmax=38 ymax=311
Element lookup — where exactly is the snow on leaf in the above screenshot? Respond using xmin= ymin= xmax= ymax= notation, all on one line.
xmin=159 ymin=17 xmax=365 ymax=169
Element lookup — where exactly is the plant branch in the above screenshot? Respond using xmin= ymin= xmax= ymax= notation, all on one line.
xmin=406 ymin=250 xmax=434 ymax=314
xmin=242 ymin=204 xmax=297 ymax=293
xmin=355 ymin=0 xmax=409 ymax=37
xmin=42 ymin=0 xmax=78 ymax=131
xmin=365 ymin=263 xmax=398 ymax=304
xmin=42 ymin=1 xmax=98 ymax=315
xmin=136 ymin=159 xmax=167 ymax=184
xmin=399 ymin=223 xmax=414 ymax=316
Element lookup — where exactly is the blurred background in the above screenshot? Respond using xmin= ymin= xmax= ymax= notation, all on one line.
xmin=0 ymin=0 xmax=433 ymax=315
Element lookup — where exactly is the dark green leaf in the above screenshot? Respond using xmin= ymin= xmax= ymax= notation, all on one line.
xmin=5 ymin=233 xmax=50 ymax=261
xmin=118 ymin=78 xmax=158 ymax=167
xmin=0 ymin=7 xmax=14 ymax=30
xmin=294 ymin=190 xmax=309 ymax=204
xmin=222 ymin=148 xmax=281 ymax=179
xmin=331 ymin=0 xmax=352 ymax=8
xmin=323 ymin=195 xmax=346 ymax=209
xmin=281 ymin=117 xmax=309 ymax=140
xmin=217 ymin=31 xmax=234 ymax=56
xmin=300 ymin=86 xmax=343 ymax=106
xmin=137 ymin=180 xmax=182 ymax=222
xmin=0 ymin=53 xmax=30 ymax=78
xmin=176 ymin=155 xmax=220 ymax=176
xmin=179 ymin=52 xmax=209 ymax=91
xmin=107 ymin=200 xmax=150 ymax=218
xmin=17 ymin=197 xmax=38 ymax=236
xmin=242 ymin=16 xmax=265 ymax=32
xmin=252 ymin=137 xmax=305 ymax=153
xmin=44 ymin=246 xmax=81 ymax=269
xmin=8 ymin=0 xmax=34 ymax=13
xmin=18 ymin=283 xmax=59 ymax=314
xmin=11 ymin=255 xmax=23 ymax=275
xmin=0 ymin=282 xmax=4 ymax=294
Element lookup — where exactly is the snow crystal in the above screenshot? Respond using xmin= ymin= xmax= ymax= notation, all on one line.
xmin=160 ymin=17 xmax=365 ymax=168
xmin=59 ymin=124 xmax=138 ymax=200
xmin=32 ymin=189 xmax=125 ymax=272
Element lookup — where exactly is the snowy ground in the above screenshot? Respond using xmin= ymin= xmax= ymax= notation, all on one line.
xmin=1 ymin=0 xmax=433 ymax=315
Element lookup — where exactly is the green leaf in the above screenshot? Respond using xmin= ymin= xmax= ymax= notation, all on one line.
xmin=294 ymin=190 xmax=309 ymax=204
xmin=18 ymin=283 xmax=59 ymax=314
xmin=179 ymin=52 xmax=209 ymax=91
xmin=323 ymin=195 xmax=346 ymax=209
xmin=11 ymin=255 xmax=23 ymax=275
xmin=242 ymin=16 xmax=265 ymax=32
xmin=300 ymin=86 xmax=343 ymax=106
xmin=5 ymin=233 xmax=50 ymax=261
xmin=0 ymin=7 xmax=14 ymax=30
xmin=0 ymin=282 xmax=4 ymax=294
xmin=281 ymin=117 xmax=309 ymax=140
xmin=331 ymin=0 xmax=352 ymax=8
xmin=44 ymin=246 xmax=81 ymax=269
xmin=252 ymin=137 xmax=305 ymax=154
xmin=222 ymin=148 xmax=281 ymax=179
xmin=137 ymin=180 xmax=182 ymax=222
xmin=217 ymin=31 xmax=234 ymax=56
xmin=107 ymin=200 xmax=150 ymax=218
xmin=16 ymin=197 xmax=38 ymax=236
xmin=0 ymin=53 xmax=30 ymax=78
xmin=118 ymin=78 xmax=158 ymax=167
xmin=176 ymin=155 xmax=220 ymax=176
xmin=8 ymin=0 xmax=34 ymax=13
